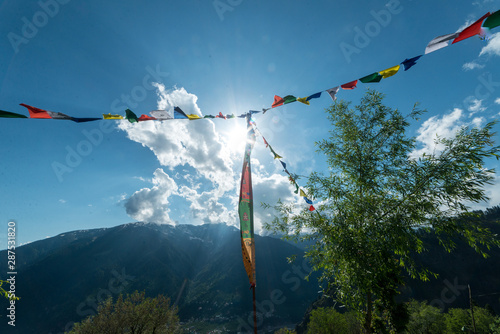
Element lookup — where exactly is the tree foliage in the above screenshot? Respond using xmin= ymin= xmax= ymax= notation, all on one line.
xmin=265 ymin=90 xmax=500 ymax=333
xmin=306 ymin=307 xmax=362 ymax=334
xmin=66 ymin=290 xmax=180 ymax=334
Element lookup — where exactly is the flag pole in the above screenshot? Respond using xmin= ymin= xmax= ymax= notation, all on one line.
xmin=252 ymin=283 xmax=257 ymax=334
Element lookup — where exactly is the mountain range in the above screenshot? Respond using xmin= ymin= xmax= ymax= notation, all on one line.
xmin=0 ymin=222 xmax=320 ymax=334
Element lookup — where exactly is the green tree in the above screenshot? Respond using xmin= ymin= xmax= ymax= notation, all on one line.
xmin=306 ymin=307 xmax=362 ymax=334
xmin=265 ymin=90 xmax=500 ymax=333
xmin=404 ymin=300 xmax=445 ymax=334
xmin=66 ymin=290 xmax=180 ymax=334
xmin=491 ymin=316 xmax=500 ymax=333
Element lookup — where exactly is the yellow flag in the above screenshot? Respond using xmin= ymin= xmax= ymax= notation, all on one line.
xmin=187 ymin=114 xmax=201 ymax=120
xmin=297 ymin=97 xmax=310 ymax=105
xmin=299 ymin=189 xmax=307 ymax=197
xmin=103 ymin=113 xmax=124 ymax=120
xmin=379 ymin=65 xmax=400 ymax=79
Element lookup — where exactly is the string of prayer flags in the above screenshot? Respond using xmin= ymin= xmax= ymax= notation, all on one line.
xmin=0 ymin=110 xmax=28 ymax=118
xmin=453 ymin=12 xmax=491 ymax=44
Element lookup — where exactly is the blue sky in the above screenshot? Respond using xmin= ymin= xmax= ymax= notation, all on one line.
xmin=1 ymin=0 xmax=500 ymax=249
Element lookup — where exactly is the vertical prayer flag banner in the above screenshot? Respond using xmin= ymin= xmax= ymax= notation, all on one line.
xmin=239 ymin=114 xmax=256 ymax=286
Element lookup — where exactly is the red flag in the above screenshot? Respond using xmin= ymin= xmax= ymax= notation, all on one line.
xmin=20 ymin=103 xmax=52 ymax=119
xmin=262 ymin=137 xmax=269 ymax=148
xmin=341 ymin=80 xmax=358 ymax=90
xmin=137 ymin=114 xmax=157 ymax=121
xmin=453 ymin=12 xmax=491 ymax=44
xmin=309 ymin=205 xmax=315 ymax=211
xmin=272 ymin=95 xmax=284 ymax=108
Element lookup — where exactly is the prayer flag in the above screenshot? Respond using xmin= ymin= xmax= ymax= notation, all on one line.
xmin=174 ymin=107 xmax=188 ymax=119
xmin=424 ymin=33 xmax=459 ymax=54
xmin=379 ymin=64 xmax=400 ymax=78
xmin=280 ymin=160 xmax=287 ymax=170
xmin=326 ymin=86 xmax=340 ymax=101
xmin=272 ymin=95 xmax=284 ymax=108
xmin=341 ymin=80 xmax=358 ymax=90
xmin=283 ymin=95 xmax=297 ymax=104
xmin=0 ymin=110 xmax=27 ymax=118
xmin=304 ymin=197 xmax=313 ymax=205
xmin=453 ymin=12 xmax=491 ymax=44
xmin=103 ymin=113 xmax=124 ymax=120
xmin=125 ymin=109 xmax=138 ymax=123
xmin=401 ymin=55 xmax=422 ymax=71
xmin=150 ymin=110 xmax=173 ymax=120
xmin=299 ymin=189 xmax=307 ymax=197
xmin=360 ymin=72 xmax=383 ymax=83
xmin=483 ymin=9 xmax=500 ymax=30
xmin=47 ymin=111 xmax=73 ymax=120
xmin=138 ymin=114 xmax=157 ymax=121
xmin=309 ymin=205 xmax=315 ymax=212
xmin=20 ymin=103 xmax=52 ymax=119
xmin=297 ymin=97 xmax=310 ymax=105
xmin=238 ymin=114 xmax=256 ymax=286
xmin=187 ymin=114 xmax=202 ymax=120
xmin=72 ymin=117 xmax=101 ymax=123
xmin=306 ymin=92 xmax=322 ymax=101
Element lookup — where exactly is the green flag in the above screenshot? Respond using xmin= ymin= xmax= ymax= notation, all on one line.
xmin=0 ymin=110 xmax=28 ymax=118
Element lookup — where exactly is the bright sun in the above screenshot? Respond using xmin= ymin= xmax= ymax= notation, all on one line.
xmin=224 ymin=121 xmax=249 ymax=154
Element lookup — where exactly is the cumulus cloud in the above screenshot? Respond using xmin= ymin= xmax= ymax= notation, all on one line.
xmin=479 ymin=32 xmax=500 ymax=57
xmin=119 ymin=85 xmax=240 ymax=226
xmin=125 ymin=168 xmax=178 ymax=224
xmin=495 ymin=97 xmax=500 ymax=104
xmin=411 ymin=108 xmax=484 ymax=158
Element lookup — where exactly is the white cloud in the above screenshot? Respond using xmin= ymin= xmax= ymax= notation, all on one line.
xmin=118 ymin=86 xmax=234 ymax=195
xmin=59 ymin=199 xmax=66 ymax=204
xmin=125 ymin=168 xmax=178 ymax=224
xmin=119 ymin=86 xmax=240 ymax=226
xmin=467 ymin=98 xmax=486 ymax=115
xmin=479 ymin=32 xmax=500 ymax=57
xmin=495 ymin=97 xmax=500 ymax=104
xmin=462 ymin=61 xmax=485 ymax=71
xmin=412 ymin=108 xmax=465 ymax=157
